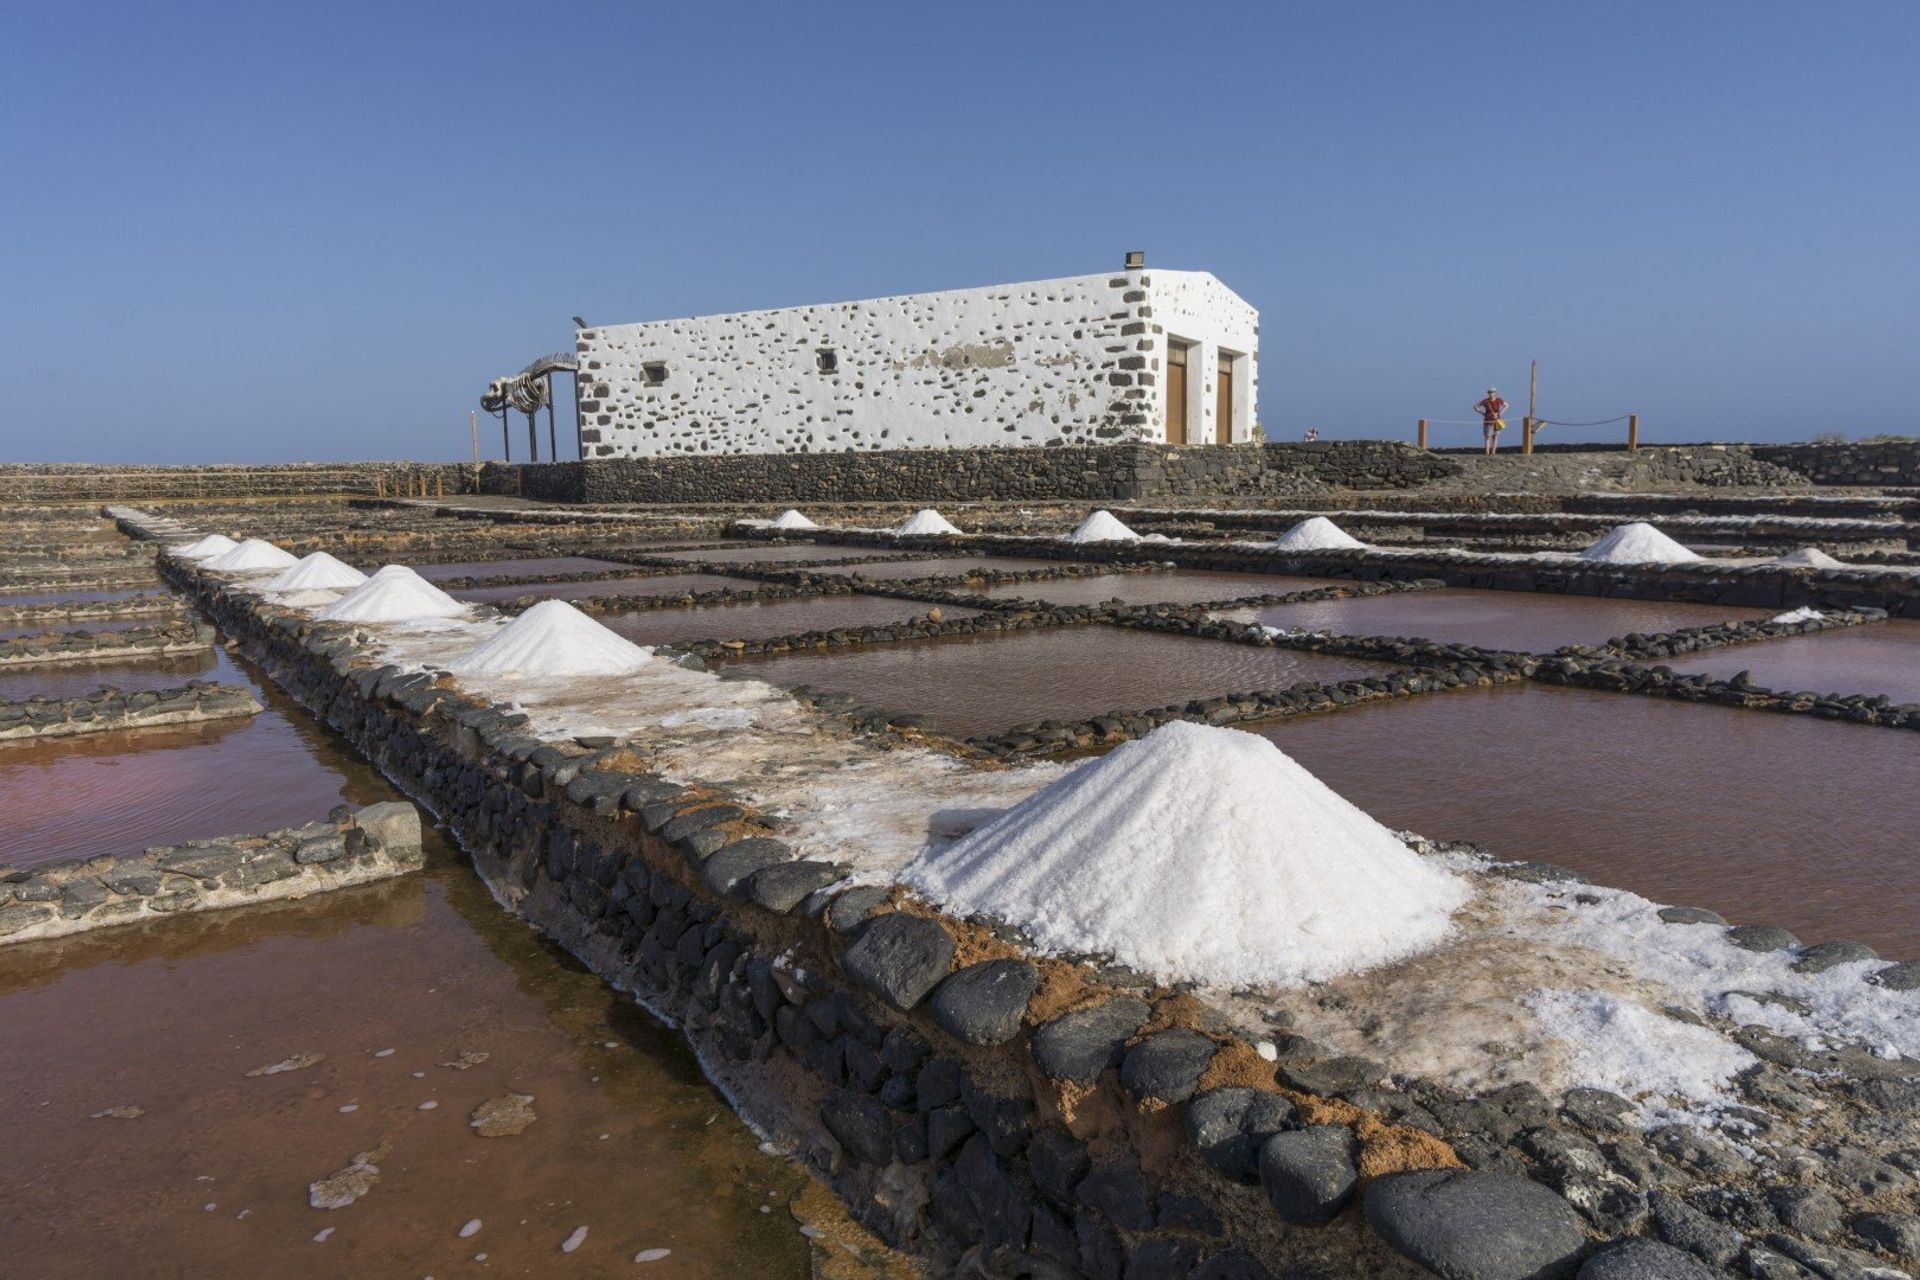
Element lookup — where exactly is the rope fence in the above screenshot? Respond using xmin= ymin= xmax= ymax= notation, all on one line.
xmin=1416 ymin=413 xmax=1640 ymax=453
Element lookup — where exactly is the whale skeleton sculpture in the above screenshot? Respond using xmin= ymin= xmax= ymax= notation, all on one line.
xmin=480 ymin=352 xmax=579 ymax=462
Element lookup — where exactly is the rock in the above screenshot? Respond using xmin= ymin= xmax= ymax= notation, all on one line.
xmin=1364 ymin=1169 xmax=1585 ymax=1280
xmin=928 ymin=959 xmax=1040 ymax=1046
xmin=1187 ymin=1087 xmax=1296 ymax=1183
xmin=1726 ymin=924 xmax=1801 ymax=953
xmin=1075 ymin=1156 xmax=1154 ymax=1231
xmin=1191 ymin=1251 xmax=1278 ymax=1280
xmin=1869 ymin=961 xmax=1920 ymax=992
xmin=1648 ymin=1189 xmax=1743 ymax=1267
xmin=839 ymin=914 xmax=954 ymax=1011
xmin=821 ymin=1090 xmax=894 ymax=1165
xmin=1793 ymin=940 xmax=1879 ymax=974
xmin=1648 ymin=1125 xmax=1749 ymax=1178
xmin=353 ymin=801 xmax=421 ymax=855
xmin=246 ymin=1051 xmax=323 ymax=1077
xmin=1258 ymin=1126 xmax=1359 ymax=1226
xmin=1770 ymin=1185 xmax=1844 ymax=1241
xmin=469 ymin=1093 xmax=536 ymax=1137
xmin=699 ymin=838 xmax=790 ymax=897
xmin=1561 ymin=1088 xmax=1635 ymax=1133
xmin=1027 ymin=1128 xmax=1090 ymax=1205
xmin=1854 ymin=1211 xmax=1920 ymax=1259
xmin=744 ymin=860 xmax=844 ymax=912
xmin=823 ymin=885 xmax=890 ymax=933
xmin=309 ymin=1142 xmax=391 ymax=1210
xmin=1032 ymin=998 xmax=1152 ymax=1084
xmin=1658 ymin=906 xmax=1728 ymax=926
xmin=1120 ymin=1029 xmax=1219 ymax=1103
xmin=1576 ymin=1238 xmax=1715 ymax=1280
xmin=292 ymin=832 xmax=346 ymax=865
xmin=1276 ymin=1055 xmax=1384 ymax=1096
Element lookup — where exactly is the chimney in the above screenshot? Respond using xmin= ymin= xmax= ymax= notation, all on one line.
xmin=1124 ymin=250 xmax=1145 ymax=270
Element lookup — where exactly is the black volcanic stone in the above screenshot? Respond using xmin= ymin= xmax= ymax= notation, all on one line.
xmin=1031 ymin=997 xmax=1151 ymax=1084
xmin=929 ymin=959 xmax=1040 ymax=1046
xmin=839 ymin=913 xmax=954 ymax=1011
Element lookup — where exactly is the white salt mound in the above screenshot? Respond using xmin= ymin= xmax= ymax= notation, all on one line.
xmin=318 ymin=565 xmax=468 ymax=622
xmin=1578 ymin=522 xmax=1699 ymax=565
xmin=1067 ymin=510 xmax=1139 ymax=544
xmin=1269 ymin=516 xmax=1365 ymax=552
xmin=1771 ymin=606 xmax=1825 ymax=624
xmin=904 ymin=721 xmax=1468 ymax=987
xmin=203 ymin=538 xmax=300 ymax=572
xmin=265 ymin=552 xmax=368 ymax=593
xmin=447 ymin=600 xmax=651 ymax=678
xmin=171 ymin=533 xmax=238 ymax=561
xmin=770 ymin=509 xmax=818 ymax=531
xmin=893 ymin=509 xmax=962 ymax=537
xmin=1769 ymin=546 xmax=1846 ymax=570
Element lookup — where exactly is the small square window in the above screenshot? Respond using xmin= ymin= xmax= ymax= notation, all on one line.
xmin=641 ymin=361 xmax=668 ymax=386
xmin=815 ymin=348 xmax=838 ymax=374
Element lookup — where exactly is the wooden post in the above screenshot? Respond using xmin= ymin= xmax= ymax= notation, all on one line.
xmin=469 ymin=411 xmax=479 ymax=467
xmin=375 ymin=474 xmax=384 ymax=498
xmin=1522 ymin=417 xmax=1536 ymax=454
xmin=435 ymin=474 xmax=443 ymax=498
xmin=1417 ymin=419 xmax=1428 ymax=450
xmin=1627 ymin=414 xmax=1640 ymax=451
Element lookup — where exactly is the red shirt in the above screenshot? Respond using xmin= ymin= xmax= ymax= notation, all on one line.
xmin=1475 ymin=396 xmax=1508 ymax=423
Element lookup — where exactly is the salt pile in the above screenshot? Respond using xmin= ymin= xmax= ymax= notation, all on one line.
xmin=170 ymin=533 xmax=238 ymax=561
xmin=770 ymin=509 xmax=818 ymax=530
xmin=1769 ymin=546 xmax=1846 ymax=570
xmin=1770 ymin=606 xmax=1826 ymax=624
xmin=1067 ymin=510 xmax=1139 ymax=544
xmin=265 ymin=552 xmax=368 ymax=593
xmin=1578 ymin=522 xmax=1699 ymax=565
xmin=1268 ymin=516 xmax=1365 ymax=552
xmin=203 ymin=538 xmax=300 ymax=573
xmin=893 ymin=509 xmax=962 ymax=537
xmin=904 ymin=721 xmax=1468 ymax=987
xmin=447 ymin=600 xmax=651 ymax=678
xmin=318 ymin=565 xmax=468 ymax=622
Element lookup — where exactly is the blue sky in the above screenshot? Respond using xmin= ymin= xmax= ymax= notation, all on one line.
xmin=2 ymin=1 xmax=1913 ymax=462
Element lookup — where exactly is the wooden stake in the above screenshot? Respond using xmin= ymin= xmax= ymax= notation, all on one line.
xmin=1628 ymin=414 xmax=1640 ymax=451
xmin=469 ymin=411 xmax=479 ymax=467
xmin=1417 ymin=419 xmax=1428 ymax=450
xmin=435 ymin=474 xmax=443 ymax=498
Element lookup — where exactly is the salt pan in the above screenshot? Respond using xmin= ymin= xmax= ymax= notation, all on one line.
xmin=447 ymin=600 xmax=651 ymax=678
xmin=1578 ymin=522 xmax=1699 ymax=565
xmin=319 ymin=566 xmax=469 ymax=623
xmin=170 ymin=534 xmax=237 ymax=561
xmin=770 ymin=509 xmax=817 ymax=530
xmin=1268 ymin=516 xmax=1365 ymax=552
xmin=203 ymin=538 xmax=300 ymax=573
xmin=893 ymin=508 xmax=962 ymax=537
xmin=265 ymin=552 xmax=368 ymax=593
xmin=1067 ymin=510 xmax=1139 ymax=544
xmin=904 ymin=722 xmax=1468 ymax=987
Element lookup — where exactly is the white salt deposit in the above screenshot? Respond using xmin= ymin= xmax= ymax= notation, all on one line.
xmin=446 ymin=600 xmax=651 ymax=678
xmin=1770 ymin=606 xmax=1825 ymax=624
xmin=170 ymin=533 xmax=238 ymax=561
xmin=1067 ymin=510 xmax=1140 ymax=543
xmin=903 ymin=722 xmax=1468 ymax=987
xmin=1523 ymin=989 xmax=1756 ymax=1123
xmin=770 ymin=509 xmax=817 ymax=530
xmin=1768 ymin=546 xmax=1846 ymax=570
xmin=893 ymin=508 xmax=962 ymax=537
xmin=203 ymin=538 xmax=299 ymax=573
xmin=1578 ymin=522 xmax=1700 ymax=565
xmin=318 ymin=566 xmax=468 ymax=623
xmin=1268 ymin=516 xmax=1365 ymax=552
xmin=265 ymin=552 xmax=368 ymax=593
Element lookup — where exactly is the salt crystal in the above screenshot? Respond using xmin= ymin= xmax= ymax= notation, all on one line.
xmin=634 ymin=1248 xmax=672 ymax=1263
xmin=338 ymin=1104 xmax=359 ymax=1114
xmin=417 ymin=1100 xmax=438 ymax=1110
xmin=373 ymin=1048 xmax=395 ymax=1058
xmin=203 ymin=538 xmax=300 ymax=572
xmin=446 ymin=600 xmax=651 ymax=678
xmin=314 ymin=1228 xmax=335 ymax=1243
xmin=1578 ymin=522 xmax=1700 ymax=565
xmin=265 ymin=552 xmax=368 ymax=593
xmin=459 ymin=1219 xmax=482 ymax=1238
xmin=1066 ymin=510 xmax=1139 ymax=544
xmin=892 ymin=508 xmax=961 ymax=537
xmin=1267 ymin=516 xmax=1364 ymax=552
xmin=319 ymin=566 xmax=468 ymax=623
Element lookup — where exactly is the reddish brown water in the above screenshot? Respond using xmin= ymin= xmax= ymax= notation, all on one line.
xmin=598 ymin=595 xmax=983 ymax=648
xmin=0 ymin=830 xmax=810 ymax=1278
xmin=653 ymin=543 xmax=930 ymax=565
xmin=810 ymin=555 xmax=1090 ymax=581
xmin=413 ymin=555 xmax=631 ymax=582
xmin=0 ymin=649 xmax=223 ymax=704
xmin=1250 ymin=589 xmax=1773 ymax=652
xmin=1248 ymin=684 xmax=1920 ymax=955
xmin=453 ymin=574 xmax=747 ymax=606
xmin=727 ymin=627 xmax=1396 ymax=737
xmin=1660 ymin=621 xmax=1920 ymax=704
xmin=974 ymin=570 xmax=1339 ymax=608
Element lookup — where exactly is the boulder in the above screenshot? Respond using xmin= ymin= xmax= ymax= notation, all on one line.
xmin=1364 ymin=1169 xmax=1585 ymax=1280
xmin=839 ymin=913 xmax=954 ymax=1011
xmin=1258 ymin=1126 xmax=1359 ymax=1226
xmin=929 ymin=959 xmax=1040 ymax=1046
xmin=1031 ymin=997 xmax=1151 ymax=1084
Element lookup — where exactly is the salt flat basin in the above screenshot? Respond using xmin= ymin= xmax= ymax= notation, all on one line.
xmin=413 ymin=555 xmax=632 ymax=581
xmin=0 ymin=648 xmax=224 ymax=704
xmin=723 ymin=627 xmax=1397 ymax=739
xmin=651 ymin=543 xmax=931 ymax=564
xmin=1246 ymin=683 xmax=1920 ymax=956
xmin=453 ymin=573 xmax=746 ymax=606
xmin=807 ymin=556 xmax=1086 ymax=581
xmin=0 ymin=616 xmax=164 ymax=643
xmin=1659 ymin=620 xmax=1920 ymax=705
xmin=0 ymin=829 xmax=808 ymax=1277
xmin=973 ymin=570 xmax=1340 ymax=608
xmin=0 ymin=583 xmax=165 ymax=609
xmin=597 ymin=594 xmax=982 ymax=648
xmin=1246 ymin=588 xmax=1774 ymax=652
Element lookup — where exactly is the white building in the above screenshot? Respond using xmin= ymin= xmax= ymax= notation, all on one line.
xmin=574 ymin=257 xmax=1257 ymax=458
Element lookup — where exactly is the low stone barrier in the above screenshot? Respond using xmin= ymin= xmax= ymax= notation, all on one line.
xmin=0 ymin=802 xmax=424 ymax=946
xmin=0 ymin=620 xmax=213 ymax=668
xmin=1531 ymin=656 xmax=1920 ymax=729
xmin=0 ymin=592 xmax=188 ymax=627
xmin=0 ymin=681 xmax=262 ymax=741
xmin=1582 ymin=608 xmax=1883 ymax=662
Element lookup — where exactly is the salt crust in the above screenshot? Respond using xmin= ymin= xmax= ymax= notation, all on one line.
xmin=1066 ymin=510 xmax=1139 ymax=544
xmin=893 ymin=509 xmax=962 ymax=537
xmin=1268 ymin=516 xmax=1365 ymax=552
xmin=203 ymin=538 xmax=300 ymax=572
xmin=1522 ymin=989 xmax=1756 ymax=1124
xmin=903 ymin=722 xmax=1469 ymax=987
xmin=770 ymin=509 xmax=817 ymax=530
xmin=1769 ymin=546 xmax=1847 ymax=570
xmin=265 ymin=552 xmax=368 ymax=593
xmin=170 ymin=534 xmax=237 ymax=561
xmin=1578 ymin=522 xmax=1700 ymax=565
xmin=447 ymin=600 xmax=651 ymax=678
xmin=1769 ymin=606 xmax=1825 ymax=624
xmin=318 ymin=566 xmax=468 ymax=623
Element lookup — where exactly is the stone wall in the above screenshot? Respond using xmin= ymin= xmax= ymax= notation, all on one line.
xmin=0 ymin=802 xmax=423 ymax=946
xmin=1753 ymin=441 xmax=1920 ymax=487
xmin=0 ymin=681 xmax=261 ymax=741
xmin=0 ymin=620 xmax=212 ymax=668
xmin=0 ymin=463 xmax=476 ymax=502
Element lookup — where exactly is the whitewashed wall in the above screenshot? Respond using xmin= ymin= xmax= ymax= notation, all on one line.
xmin=576 ymin=268 xmax=1258 ymax=457
xmin=1152 ymin=272 xmax=1262 ymax=445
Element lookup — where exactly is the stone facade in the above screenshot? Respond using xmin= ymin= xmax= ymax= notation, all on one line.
xmin=575 ymin=267 xmax=1258 ymax=457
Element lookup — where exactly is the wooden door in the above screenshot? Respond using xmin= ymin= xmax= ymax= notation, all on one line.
xmin=1165 ymin=344 xmax=1188 ymax=444
xmin=1216 ymin=356 xmax=1234 ymax=444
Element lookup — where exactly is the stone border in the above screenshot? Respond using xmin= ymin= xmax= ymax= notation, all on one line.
xmin=0 ymin=802 xmax=424 ymax=946
xmin=0 ymin=592 xmax=188 ymax=627
xmin=1581 ymin=608 xmax=1883 ymax=663
xmin=0 ymin=681 xmax=262 ymax=741
xmin=0 ymin=619 xmax=213 ymax=668
xmin=1532 ymin=656 xmax=1920 ymax=730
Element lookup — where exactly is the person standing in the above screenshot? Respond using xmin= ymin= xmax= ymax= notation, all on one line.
xmin=1302 ymin=427 xmax=1319 ymax=443
xmin=1474 ymin=387 xmax=1508 ymax=455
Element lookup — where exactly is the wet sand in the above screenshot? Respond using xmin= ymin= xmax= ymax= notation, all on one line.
xmin=1250 ymin=588 xmax=1774 ymax=652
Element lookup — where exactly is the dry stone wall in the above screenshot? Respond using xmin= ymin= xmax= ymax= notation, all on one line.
xmin=1753 ymin=442 xmax=1920 ymax=487
xmin=0 ymin=463 xmax=475 ymax=502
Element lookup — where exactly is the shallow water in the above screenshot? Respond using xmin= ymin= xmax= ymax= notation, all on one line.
xmin=453 ymin=574 xmax=747 ymax=605
xmin=1250 ymin=588 xmax=1774 ymax=652
xmin=0 ymin=616 xmax=164 ymax=643
xmin=413 ymin=555 xmax=631 ymax=582
xmin=598 ymin=594 xmax=983 ymax=648
xmin=1247 ymin=684 xmax=1920 ymax=956
xmin=808 ymin=555 xmax=1086 ymax=581
xmin=1660 ymin=621 xmax=1920 ymax=704
xmin=0 ymin=648 xmax=223 ymax=704
xmin=726 ymin=626 xmax=1396 ymax=738
xmin=0 ymin=583 xmax=164 ymax=608
xmin=974 ymin=570 xmax=1338 ymax=607
xmin=652 ymin=543 xmax=928 ymax=564
xmin=0 ymin=829 xmax=810 ymax=1279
